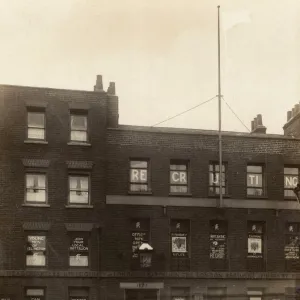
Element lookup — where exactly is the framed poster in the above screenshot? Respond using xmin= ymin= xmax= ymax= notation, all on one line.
xmin=171 ymin=233 xmax=187 ymax=257
xmin=248 ymin=234 xmax=262 ymax=258
xmin=210 ymin=234 xmax=226 ymax=259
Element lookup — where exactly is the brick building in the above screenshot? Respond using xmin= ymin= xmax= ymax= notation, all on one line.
xmin=2 ymin=76 xmax=300 ymax=299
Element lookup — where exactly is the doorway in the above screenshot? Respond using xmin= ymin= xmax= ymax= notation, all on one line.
xmin=125 ymin=289 xmax=159 ymax=300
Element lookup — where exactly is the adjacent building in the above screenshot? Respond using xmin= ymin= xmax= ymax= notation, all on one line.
xmin=1 ymin=76 xmax=300 ymax=299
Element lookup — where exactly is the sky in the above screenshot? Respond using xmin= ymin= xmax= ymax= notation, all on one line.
xmin=0 ymin=0 xmax=299 ymax=134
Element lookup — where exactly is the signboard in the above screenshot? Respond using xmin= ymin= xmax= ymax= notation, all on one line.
xmin=285 ymin=236 xmax=299 ymax=260
xmin=27 ymin=236 xmax=46 ymax=252
xmin=130 ymin=169 xmax=147 ymax=183
xmin=210 ymin=234 xmax=226 ymax=259
xmin=70 ymin=237 xmax=88 ymax=252
xmin=171 ymin=233 xmax=188 ymax=257
xmin=120 ymin=282 xmax=164 ymax=289
xmin=248 ymin=235 xmax=262 ymax=258
xmin=170 ymin=171 xmax=187 ymax=185
xmin=132 ymin=231 xmax=149 ymax=259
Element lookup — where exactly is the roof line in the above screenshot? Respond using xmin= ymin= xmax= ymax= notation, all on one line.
xmin=107 ymin=124 xmax=298 ymax=141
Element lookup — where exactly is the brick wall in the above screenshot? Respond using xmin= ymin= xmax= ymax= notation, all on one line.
xmin=0 ymin=85 xmax=108 ymax=272
xmin=104 ymin=126 xmax=300 ymax=273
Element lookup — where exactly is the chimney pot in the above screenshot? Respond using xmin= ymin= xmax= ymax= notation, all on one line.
xmin=253 ymin=117 xmax=257 ymax=129
xmin=257 ymin=114 xmax=263 ymax=126
xmin=251 ymin=120 xmax=254 ymax=131
xmin=107 ymin=82 xmax=116 ymax=95
xmin=287 ymin=110 xmax=292 ymax=121
xmin=292 ymin=108 xmax=295 ymax=117
xmin=94 ymin=75 xmax=103 ymax=91
xmin=295 ymin=104 xmax=300 ymax=115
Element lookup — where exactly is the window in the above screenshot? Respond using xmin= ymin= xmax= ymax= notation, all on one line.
xmin=27 ymin=111 xmax=45 ymax=140
xmin=209 ymin=220 xmax=227 ymax=260
xmin=25 ymin=173 xmax=46 ymax=203
xmin=131 ymin=219 xmax=150 ymax=260
xmin=247 ymin=290 xmax=263 ymax=300
xmin=209 ymin=162 xmax=227 ymax=195
xmin=69 ymin=288 xmax=89 ymax=300
xmin=171 ymin=288 xmax=190 ymax=300
xmin=69 ymin=234 xmax=89 ymax=267
xmin=26 ymin=235 xmax=46 ymax=267
xmin=129 ymin=160 xmax=149 ymax=192
xmin=285 ymin=223 xmax=300 ymax=260
xmin=170 ymin=161 xmax=189 ymax=193
xmin=69 ymin=175 xmax=89 ymax=205
xmin=171 ymin=220 xmax=189 ymax=258
xmin=25 ymin=288 xmax=45 ymax=300
xmin=247 ymin=165 xmax=264 ymax=196
xmin=70 ymin=114 xmax=88 ymax=142
xmin=207 ymin=288 xmax=226 ymax=300
xmin=284 ymin=167 xmax=299 ymax=198
xmin=247 ymin=222 xmax=264 ymax=259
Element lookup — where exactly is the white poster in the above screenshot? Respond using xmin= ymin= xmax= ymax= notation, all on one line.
xmin=172 ymin=235 xmax=187 ymax=253
xmin=248 ymin=236 xmax=262 ymax=254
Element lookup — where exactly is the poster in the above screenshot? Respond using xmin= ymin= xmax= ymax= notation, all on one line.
xmin=27 ymin=236 xmax=46 ymax=252
xmin=171 ymin=233 xmax=187 ymax=257
xmin=210 ymin=234 xmax=226 ymax=259
xmin=285 ymin=236 xmax=299 ymax=259
xmin=70 ymin=237 xmax=88 ymax=252
xmin=248 ymin=235 xmax=262 ymax=258
xmin=132 ymin=231 xmax=148 ymax=258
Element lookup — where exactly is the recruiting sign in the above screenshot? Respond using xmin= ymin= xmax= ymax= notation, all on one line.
xmin=171 ymin=233 xmax=188 ymax=257
xmin=132 ymin=231 xmax=149 ymax=259
xmin=285 ymin=236 xmax=299 ymax=260
xmin=247 ymin=235 xmax=263 ymax=258
xmin=210 ymin=234 xmax=226 ymax=259
xmin=27 ymin=236 xmax=46 ymax=252
xmin=70 ymin=237 xmax=88 ymax=252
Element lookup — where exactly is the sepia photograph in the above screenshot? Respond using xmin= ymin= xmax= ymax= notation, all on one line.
xmin=1 ymin=0 xmax=300 ymax=299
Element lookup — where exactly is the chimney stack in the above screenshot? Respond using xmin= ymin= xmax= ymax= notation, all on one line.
xmin=94 ymin=75 xmax=103 ymax=91
xmin=250 ymin=114 xmax=267 ymax=134
xmin=107 ymin=82 xmax=116 ymax=95
xmin=283 ymin=102 xmax=300 ymax=137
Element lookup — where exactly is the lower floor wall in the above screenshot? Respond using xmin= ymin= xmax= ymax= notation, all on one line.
xmin=1 ymin=277 xmax=300 ymax=300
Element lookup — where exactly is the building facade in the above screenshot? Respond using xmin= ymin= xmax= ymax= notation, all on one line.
xmin=1 ymin=76 xmax=300 ymax=299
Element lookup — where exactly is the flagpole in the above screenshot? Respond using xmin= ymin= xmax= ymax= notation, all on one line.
xmin=217 ymin=5 xmax=223 ymax=208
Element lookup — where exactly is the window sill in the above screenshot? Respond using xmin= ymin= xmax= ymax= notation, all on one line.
xmin=128 ymin=191 xmax=153 ymax=196
xmin=67 ymin=142 xmax=91 ymax=147
xmin=65 ymin=205 xmax=94 ymax=209
xmin=24 ymin=139 xmax=48 ymax=145
xmin=169 ymin=193 xmax=192 ymax=197
xmin=208 ymin=194 xmax=231 ymax=198
xmin=246 ymin=195 xmax=268 ymax=199
xmin=22 ymin=203 xmax=50 ymax=208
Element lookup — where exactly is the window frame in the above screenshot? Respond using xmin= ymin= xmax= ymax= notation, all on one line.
xmin=24 ymin=287 xmax=46 ymax=300
xmin=169 ymin=160 xmax=190 ymax=194
xmin=27 ymin=110 xmax=46 ymax=141
xmin=70 ymin=111 xmax=89 ymax=143
xmin=69 ymin=232 xmax=90 ymax=268
xmin=25 ymin=233 xmax=47 ymax=268
xmin=284 ymin=166 xmax=299 ymax=199
xmin=69 ymin=287 xmax=89 ymax=300
xmin=170 ymin=219 xmax=190 ymax=259
xmin=246 ymin=164 xmax=265 ymax=197
xmin=247 ymin=221 xmax=264 ymax=259
xmin=128 ymin=159 xmax=150 ymax=193
xmin=68 ymin=173 xmax=91 ymax=206
xmin=208 ymin=162 xmax=227 ymax=196
xmin=25 ymin=171 xmax=48 ymax=204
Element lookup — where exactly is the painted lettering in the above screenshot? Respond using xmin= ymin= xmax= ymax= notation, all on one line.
xmin=285 ymin=175 xmax=298 ymax=188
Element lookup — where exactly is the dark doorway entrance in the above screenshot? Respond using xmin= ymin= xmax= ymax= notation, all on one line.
xmin=125 ymin=289 xmax=158 ymax=300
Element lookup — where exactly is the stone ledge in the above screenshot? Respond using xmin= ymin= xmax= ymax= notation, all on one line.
xmin=65 ymin=223 xmax=95 ymax=231
xmin=22 ymin=204 xmax=50 ymax=208
xmin=22 ymin=159 xmax=50 ymax=168
xmin=67 ymin=142 xmax=91 ymax=147
xmin=0 ymin=270 xmax=297 ymax=279
xmin=24 ymin=140 xmax=48 ymax=145
xmin=67 ymin=161 xmax=94 ymax=170
xmin=23 ymin=222 xmax=51 ymax=231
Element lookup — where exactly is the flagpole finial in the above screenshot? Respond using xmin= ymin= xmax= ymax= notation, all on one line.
xmin=218 ymin=5 xmax=220 ymax=8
